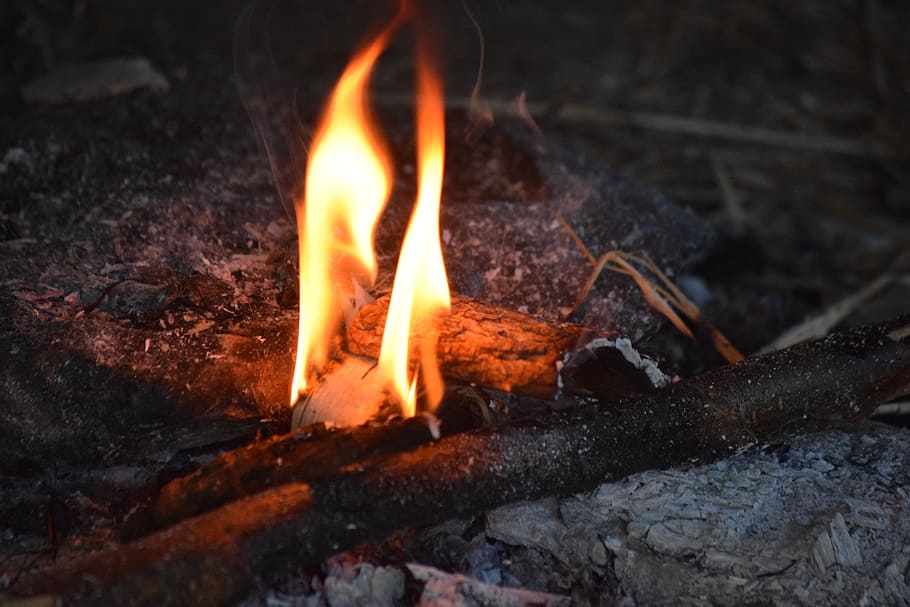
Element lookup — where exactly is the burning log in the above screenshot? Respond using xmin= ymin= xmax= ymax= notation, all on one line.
xmin=150 ymin=385 xmax=507 ymax=530
xmin=149 ymin=416 xmax=438 ymax=530
xmin=14 ymin=318 xmax=910 ymax=606
xmin=152 ymin=331 xmax=662 ymax=529
xmin=347 ymin=293 xmax=593 ymax=398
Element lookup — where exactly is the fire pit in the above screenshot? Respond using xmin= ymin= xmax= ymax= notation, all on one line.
xmin=2 ymin=2 xmax=909 ymax=606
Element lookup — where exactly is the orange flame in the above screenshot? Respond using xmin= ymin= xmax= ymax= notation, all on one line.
xmin=378 ymin=39 xmax=450 ymax=416
xmin=290 ymin=21 xmax=399 ymax=405
xmin=290 ymin=7 xmax=451 ymax=419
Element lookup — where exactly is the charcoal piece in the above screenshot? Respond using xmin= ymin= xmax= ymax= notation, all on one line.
xmin=559 ymin=337 xmax=670 ymax=401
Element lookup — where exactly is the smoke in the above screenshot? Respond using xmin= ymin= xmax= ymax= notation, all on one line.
xmin=233 ymin=0 xmax=309 ymax=221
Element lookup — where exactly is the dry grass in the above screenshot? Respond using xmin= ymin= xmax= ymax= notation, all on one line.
xmin=558 ymin=214 xmax=743 ymax=364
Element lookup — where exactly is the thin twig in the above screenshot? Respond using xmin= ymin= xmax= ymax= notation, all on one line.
xmin=874 ymin=400 xmax=910 ymax=417
xmin=557 ymin=214 xmax=742 ymax=362
xmin=819 ymin=197 xmax=910 ymax=249
xmin=760 ymin=253 xmax=910 ymax=354
xmin=555 ymin=213 xmax=596 ymax=265
xmin=711 ymin=157 xmax=747 ymax=229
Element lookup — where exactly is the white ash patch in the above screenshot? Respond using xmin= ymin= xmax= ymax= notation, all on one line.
xmin=485 ymin=426 xmax=910 ymax=605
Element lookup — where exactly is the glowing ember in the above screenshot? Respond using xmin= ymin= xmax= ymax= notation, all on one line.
xmin=290 ymin=8 xmax=450 ymax=419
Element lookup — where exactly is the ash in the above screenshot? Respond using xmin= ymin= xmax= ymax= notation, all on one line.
xmin=248 ymin=425 xmax=910 ymax=606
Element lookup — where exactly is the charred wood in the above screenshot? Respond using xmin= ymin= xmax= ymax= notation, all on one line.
xmin=152 ymin=414 xmax=438 ymax=531
xmin=155 ymin=323 xmax=662 ymax=531
xmin=14 ymin=318 xmax=910 ymax=605
xmin=347 ymin=294 xmax=594 ymax=398
xmin=150 ymin=385 xmax=507 ymax=531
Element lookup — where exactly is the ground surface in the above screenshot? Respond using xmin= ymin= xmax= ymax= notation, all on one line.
xmin=290 ymin=425 xmax=910 ymax=606
xmin=1 ymin=1 xmax=909 ymax=605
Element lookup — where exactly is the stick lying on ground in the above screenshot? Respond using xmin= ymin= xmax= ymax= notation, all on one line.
xmin=15 ymin=318 xmax=910 ymax=606
xmin=149 ymin=416 xmax=436 ymax=530
xmin=347 ymin=294 xmax=592 ymax=398
xmin=152 ymin=340 xmax=662 ymax=530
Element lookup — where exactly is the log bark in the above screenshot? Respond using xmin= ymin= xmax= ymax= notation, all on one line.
xmin=347 ymin=294 xmax=594 ymax=398
xmin=147 ymin=386 xmax=513 ymax=531
xmin=152 ymin=342 xmax=660 ymax=530
xmin=151 ymin=414 xmax=439 ymax=531
xmin=14 ymin=318 xmax=910 ymax=606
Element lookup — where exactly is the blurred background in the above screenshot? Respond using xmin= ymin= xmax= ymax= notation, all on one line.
xmin=2 ymin=0 xmax=909 ymax=353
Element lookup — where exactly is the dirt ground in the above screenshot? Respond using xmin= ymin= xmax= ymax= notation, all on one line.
xmin=1 ymin=0 xmax=909 ymax=604
xmin=4 ymin=0 xmax=908 ymax=341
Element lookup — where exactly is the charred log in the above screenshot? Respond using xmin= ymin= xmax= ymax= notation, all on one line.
xmin=150 ymin=417 xmax=433 ymax=530
xmin=153 ymin=304 xmax=660 ymax=531
xmin=14 ymin=318 xmax=910 ymax=605
xmin=347 ymin=294 xmax=595 ymax=398
xmin=151 ymin=386 xmax=506 ymax=530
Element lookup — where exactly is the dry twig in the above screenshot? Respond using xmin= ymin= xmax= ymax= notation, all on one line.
xmin=558 ymin=215 xmax=743 ymax=363
xmin=760 ymin=253 xmax=910 ymax=353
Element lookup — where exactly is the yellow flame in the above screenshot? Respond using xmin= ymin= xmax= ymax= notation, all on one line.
xmin=290 ymin=5 xmax=450 ymax=420
xmin=378 ymin=44 xmax=450 ymax=415
xmin=290 ymin=26 xmax=397 ymax=406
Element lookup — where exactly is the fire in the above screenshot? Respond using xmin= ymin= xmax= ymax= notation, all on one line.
xmin=290 ymin=8 xmax=450 ymax=418
xmin=289 ymin=24 xmax=396 ymax=406
xmin=378 ymin=40 xmax=450 ymax=416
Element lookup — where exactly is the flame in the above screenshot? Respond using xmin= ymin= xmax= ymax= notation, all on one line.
xmin=290 ymin=6 xmax=451 ymax=419
xmin=290 ymin=21 xmax=398 ymax=405
xmin=378 ymin=43 xmax=450 ymax=415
